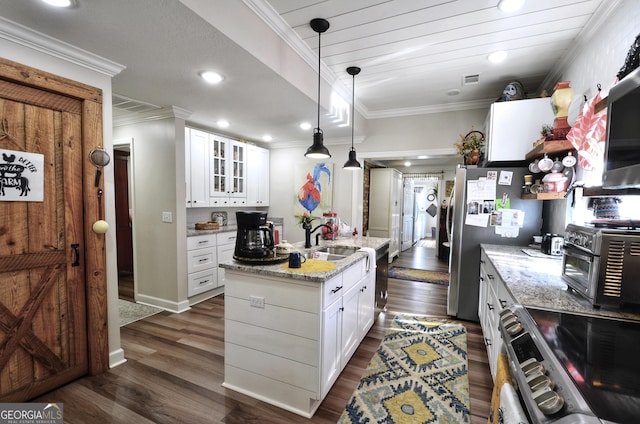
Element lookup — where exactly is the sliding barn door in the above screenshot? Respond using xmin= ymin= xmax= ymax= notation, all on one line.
xmin=0 ymin=78 xmax=87 ymax=401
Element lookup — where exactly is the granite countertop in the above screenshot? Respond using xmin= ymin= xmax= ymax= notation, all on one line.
xmin=220 ymin=236 xmax=390 ymax=283
xmin=187 ymin=225 xmax=238 ymax=237
xmin=481 ymin=244 xmax=640 ymax=321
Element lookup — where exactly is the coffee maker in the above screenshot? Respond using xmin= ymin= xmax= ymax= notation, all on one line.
xmin=235 ymin=211 xmax=274 ymax=259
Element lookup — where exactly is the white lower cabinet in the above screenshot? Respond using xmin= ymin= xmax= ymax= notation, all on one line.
xmin=479 ymin=247 xmax=516 ymax=380
xmin=187 ymin=234 xmax=217 ymax=296
xmin=215 ymin=231 xmax=236 ymax=287
xmin=223 ymin=256 xmax=374 ymax=418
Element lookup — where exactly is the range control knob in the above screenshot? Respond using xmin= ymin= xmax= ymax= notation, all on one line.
xmin=505 ymin=321 xmax=523 ymax=336
xmin=534 ymin=389 xmax=564 ymax=415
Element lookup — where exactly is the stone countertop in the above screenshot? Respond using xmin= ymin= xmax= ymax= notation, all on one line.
xmin=481 ymin=244 xmax=640 ymax=321
xmin=187 ymin=225 xmax=238 ymax=237
xmin=219 ymin=236 xmax=390 ymax=283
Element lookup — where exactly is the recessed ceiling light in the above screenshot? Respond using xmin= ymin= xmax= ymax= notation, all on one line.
xmin=216 ymin=120 xmax=229 ymax=128
xmin=447 ymin=89 xmax=461 ymax=96
xmin=417 ymin=155 xmax=428 ymax=159
xmin=299 ymin=122 xmax=312 ymax=130
xmin=488 ymin=50 xmax=508 ymax=63
xmin=200 ymin=71 xmax=223 ymax=84
xmin=404 ymin=161 xmax=411 ymax=167
xmin=497 ymin=0 xmax=525 ymax=13
xmin=262 ymin=135 xmax=272 ymax=142
xmin=41 ymin=0 xmax=73 ymax=7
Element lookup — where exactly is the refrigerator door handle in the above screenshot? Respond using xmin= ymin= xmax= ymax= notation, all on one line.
xmin=446 ymin=185 xmax=455 ymax=244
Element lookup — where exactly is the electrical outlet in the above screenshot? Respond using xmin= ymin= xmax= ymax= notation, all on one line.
xmin=162 ymin=211 xmax=172 ymax=223
xmin=249 ymin=296 xmax=265 ymax=308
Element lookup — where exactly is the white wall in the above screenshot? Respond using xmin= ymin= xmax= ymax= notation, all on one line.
xmin=0 ymin=20 xmax=126 ymax=367
xmin=269 ymin=143 xmax=362 ymax=243
xmin=113 ymin=113 xmax=190 ymax=313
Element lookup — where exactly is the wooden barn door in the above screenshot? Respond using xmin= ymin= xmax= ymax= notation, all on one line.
xmin=0 ymin=59 xmax=103 ymax=400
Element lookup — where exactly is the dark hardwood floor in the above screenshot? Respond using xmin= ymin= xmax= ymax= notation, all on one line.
xmin=38 ymin=239 xmax=492 ymax=423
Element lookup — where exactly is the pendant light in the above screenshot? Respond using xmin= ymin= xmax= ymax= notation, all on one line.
xmin=343 ymin=66 xmax=362 ymax=170
xmin=305 ymin=18 xmax=331 ymax=159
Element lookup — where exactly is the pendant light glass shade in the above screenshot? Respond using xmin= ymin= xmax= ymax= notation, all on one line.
xmin=343 ymin=66 xmax=361 ymax=170
xmin=305 ymin=18 xmax=331 ymax=159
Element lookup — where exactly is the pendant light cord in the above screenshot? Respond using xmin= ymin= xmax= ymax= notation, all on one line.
xmin=316 ymin=30 xmax=321 ymax=131
xmin=351 ymin=73 xmax=355 ymax=150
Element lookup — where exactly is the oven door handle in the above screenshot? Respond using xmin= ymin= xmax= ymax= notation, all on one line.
xmin=564 ymin=245 xmax=594 ymax=263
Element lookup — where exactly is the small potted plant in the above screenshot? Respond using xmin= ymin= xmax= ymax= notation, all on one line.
xmin=454 ymin=129 xmax=485 ymax=165
xmin=295 ymin=212 xmax=317 ymax=229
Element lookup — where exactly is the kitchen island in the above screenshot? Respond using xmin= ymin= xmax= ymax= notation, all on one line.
xmin=219 ymin=237 xmax=389 ymax=418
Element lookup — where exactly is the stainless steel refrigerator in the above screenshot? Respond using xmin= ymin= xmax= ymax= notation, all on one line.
xmin=447 ymin=166 xmax=543 ymax=321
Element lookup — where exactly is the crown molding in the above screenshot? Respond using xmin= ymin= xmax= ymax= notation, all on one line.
xmin=0 ymin=16 xmax=125 ymax=77
xmin=113 ymin=106 xmax=192 ymax=127
xmin=365 ymin=98 xmax=495 ymax=119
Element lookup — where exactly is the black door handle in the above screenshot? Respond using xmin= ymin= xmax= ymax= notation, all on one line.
xmin=71 ymin=243 xmax=80 ymax=267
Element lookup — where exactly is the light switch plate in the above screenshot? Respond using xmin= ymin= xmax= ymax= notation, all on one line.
xmin=162 ymin=211 xmax=173 ymax=223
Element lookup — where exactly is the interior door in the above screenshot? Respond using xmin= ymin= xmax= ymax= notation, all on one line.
xmin=114 ymin=150 xmax=133 ymax=273
xmin=0 ymin=80 xmax=87 ymax=401
xmin=401 ymin=180 xmax=414 ymax=251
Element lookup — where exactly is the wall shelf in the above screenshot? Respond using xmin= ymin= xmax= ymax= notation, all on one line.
xmin=582 ymin=186 xmax=640 ymax=197
xmin=525 ymin=139 xmax=574 ymax=161
xmin=521 ymin=192 xmax=567 ymax=200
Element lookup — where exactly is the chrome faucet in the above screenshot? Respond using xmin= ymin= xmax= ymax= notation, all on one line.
xmin=305 ymin=224 xmax=333 ymax=248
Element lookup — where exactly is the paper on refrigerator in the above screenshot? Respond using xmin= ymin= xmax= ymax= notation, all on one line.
xmin=464 ymin=177 xmax=496 ymax=227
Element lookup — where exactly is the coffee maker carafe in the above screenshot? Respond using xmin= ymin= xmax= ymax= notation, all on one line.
xmin=235 ymin=211 xmax=274 ymax=259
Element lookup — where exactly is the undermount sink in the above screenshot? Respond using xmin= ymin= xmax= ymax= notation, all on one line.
xmin=315 ymin=245 xmax=361 ymax=256
xmin=303 ymin=252 xmax=348 ymax=262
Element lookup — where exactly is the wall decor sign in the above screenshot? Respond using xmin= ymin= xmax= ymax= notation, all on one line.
xmin=0 ymin=149 xmax=44 ymax=202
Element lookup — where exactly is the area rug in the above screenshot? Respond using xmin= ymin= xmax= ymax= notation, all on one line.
xmin=388 ymin=266 xmax=449 ymax=285
xmin=118 ymin=299 xmax=163 ymax=327
xmin=338 ymin=314 xmax=470 ymax=424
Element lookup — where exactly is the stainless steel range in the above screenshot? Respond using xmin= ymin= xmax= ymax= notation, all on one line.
xmin=499 ymin=305 xmax=640 ymax=423
xmin=562 ymin=221 xmax=640 ymax=307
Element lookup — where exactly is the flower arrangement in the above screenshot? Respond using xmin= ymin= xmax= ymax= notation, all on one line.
xmin=454 ymin=129 xmax=485 ymax=157
xmin=295 ymin=212 xmax=317 ymax=228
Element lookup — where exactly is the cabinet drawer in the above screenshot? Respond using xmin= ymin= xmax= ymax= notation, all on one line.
xmin=188 ymin=268 xmax=217 ymax=296
xmin=217 ymin=231 xmax=237 ymax=246
xmin=188 ymin=234 xmax=216 ymax=250
xmin=322 ymin=274 xmax=344 ymax=308
xmin=342 ymin=259 xmax=365 ymax=293
xmin=187 ymin=246 xmax=216 ymax=273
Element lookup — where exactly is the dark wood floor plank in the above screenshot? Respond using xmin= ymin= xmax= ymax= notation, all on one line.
xmin=35 ymin=241 xmax=492 ymax=423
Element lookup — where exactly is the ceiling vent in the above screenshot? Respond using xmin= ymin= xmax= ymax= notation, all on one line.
xmin=112 ymin=93 xmax=161 ymax=113
xmin=462 ymin=74 xmax=480 ymax=86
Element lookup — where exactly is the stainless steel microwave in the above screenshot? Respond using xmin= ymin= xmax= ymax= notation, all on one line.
xmin=603 ymin=65 xmax=640 ymax=189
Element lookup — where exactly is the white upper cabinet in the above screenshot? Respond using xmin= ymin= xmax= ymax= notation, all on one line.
xmin=185 ymin=128 xmax=210 ymax=208
xmin=483 ymin=98 xmax=555 ymax=164
xmin=209 ymin=134 xmax=247 ymax=207
xmin=246 ymin=144 xmax=270 ymax=206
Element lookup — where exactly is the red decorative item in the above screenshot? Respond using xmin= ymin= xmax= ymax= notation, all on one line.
xmin=322 ymin=211 xmax=339 ymax=240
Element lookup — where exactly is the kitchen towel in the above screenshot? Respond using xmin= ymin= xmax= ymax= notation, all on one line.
xmin=488 ymin=352 xmax=514 ymax=424
xmin=499 ymin=383 xmax=529 ymax=424
xmin=358 ymin=247 xmax=377 ymax=273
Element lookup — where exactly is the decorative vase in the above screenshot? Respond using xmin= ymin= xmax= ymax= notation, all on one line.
xmin=550 ymin=81 xmax=574 ymax=139
xmin=465 ymin=149 xmax=480 ymax=165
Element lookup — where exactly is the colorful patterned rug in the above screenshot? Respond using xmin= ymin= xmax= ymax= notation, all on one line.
xmin=338 ymin=314 xmax=469 ymax=424
xmin=388 ymin=267 xmax=450 ymax=285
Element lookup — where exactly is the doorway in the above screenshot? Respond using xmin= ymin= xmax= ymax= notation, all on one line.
xmin=113 ymin=139 xmax=135 ymax=302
